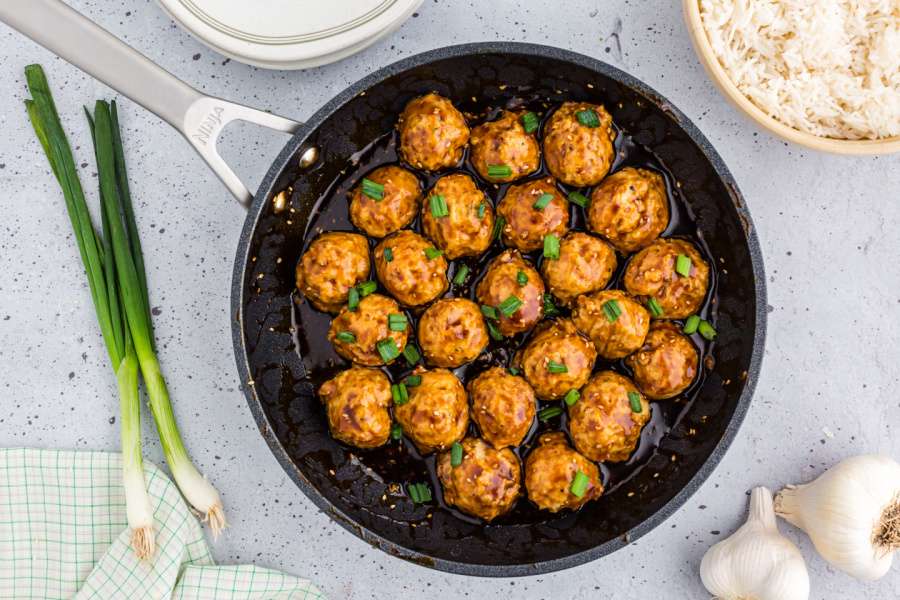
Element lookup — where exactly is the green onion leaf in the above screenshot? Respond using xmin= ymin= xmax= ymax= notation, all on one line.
xmin=508 ymin=367 xmax=520 ymax=376
xmin=521 ymin=111 xmax=539 ymax=134
xmin=602 ymin=299 xmax=622 ymax=322
xmin=335 ymin=331 xmax=356 ymax=343
xmin=388 ymin=313 xmax=408 ymax=331
xmin=408 ymin=482 xmax=421 ymax=503
xmin=532 ymin=193 xmax=554 ymax=210
xmin=542 ymin=293 xmax=560 ymax=317
xmin=570 ymin=470 xmax=590 ymax=498
xmin=492 ymin=215 xmax=506 ymax=241
xmin=480 ymin=304 xmax=499 ymax=320
xmin=402 ymin=343 xmax=421 ymax=365
xmin=543 ymin=234 xmax=560 ymax=260
xmin=404 ymin=374 xmax=422 ymax=387
xmin=424 ymin=247 xmax=443 ymax=260
xmin=429 ymin=194 xmax=449 ymax=218
xmin=498 ymin=295 xmax=523 ymax=317
xmin=391 ymin=424 xmax=403 ymax=440
xmin=576 ymin=109 xmax=600 ymax=128
xmin=391 ymin=383 xmax=409 ymax=405
xmin=361 ymin=177 xmax=385 ymax=200
xmin=450 ymin=442 xmax=463 ymax=467
xmin=647 ymin=297 xmax=664 ymax=317
xmin=675 ymin=254 xmax=692 ymax=277
xmin=564 ymin=389 xmax=580 ymax=406
xmin=453 ymin=264 xmax=469 ymax=285
xmin=477 ymin=202 xmax=486 ymax=219
xmin=348 ymin=287 xmax=360 ymax=311
xmin=377 ymin=338 xmax=400 ymax=363
xmin=683 ymin=315 xmax=701 ymax=335
xmin=487 ymin=164 xmax=512 ymax=179
xmin=357 ymin=280 xmax=377 ymax=297
xmin=547 ymin=360 xmax=568 ymax=374
xmin=486 ymin=319 xmax=504 ymax=341
xmin=538 ymin=406 xmax=563 ymax=421
xmin=568 ymin=191 xmax=590 ymax=208
xmin=417 ymin=482 xmax=433 ymax=503
xmin=383 ymin=247 xmax=393 ymax=262
xmin=516 ymin=269 xmax=528 ymax=286
xmin=628 ymin=391 xmax=643 ymax=413
xmin=698 ymin=320 xmax=717 ymax=341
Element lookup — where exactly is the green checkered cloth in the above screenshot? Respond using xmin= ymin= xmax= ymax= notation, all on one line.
xmin=0 ymin=448 xmax=325 ymax=600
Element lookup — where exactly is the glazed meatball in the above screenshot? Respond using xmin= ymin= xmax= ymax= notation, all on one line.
xmin=587 ymin=167 xmax=669 ymax=253
xmin=496 ymin=177 xmax=569 ymax=252
xmin=475 ymin=250 xmax=544 ymax=337
xmin=524 ymin=432 xmax=603 ymax=512
xmin=623 ymin=238 xmax=710 ymax=319
xmin=296 ymin=231 xmax=370 ymax=313
xmin=572 ymin=289 xmax=650 ymax=360
xmin=625 ymin=321 xmax=698 ymax=400
xmin=469 ymin=110 xmax=540 ymax=183
xmin=318 ymin=367 xmax=391 ymax=449
xmin=328 ymin=293 xmax=408 ymax=366
xmin=349 ymin=165 xmax=421 ymax=238
xmin=540 ymin=232 xmax=617 ymax=305
xmin=394 ymin=368 xmax=468 ymax=453
xmin=517 ymin=318 xmax=597 ymax=401
xmin=568 ymin=371 xmax=651 ymax=462
xmin=398 ymin=93 xmax=469 ymax=171
xmin=374 ymin=230 xmax=448 ymax=307
xmin=437 ymin=437 xmax=521 ymax=521
xmin=421 ymin=173 xmax=494 ymax=259
xmin=418 ymin=298 xmax=488 ymax=368
xmin=542 ymin=102 xmax=616 ymax=187
xmin=468 ymin=367 xmax=536 ymax=448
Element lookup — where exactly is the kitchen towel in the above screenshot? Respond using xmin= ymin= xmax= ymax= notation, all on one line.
xmin=0 ymin=448 xmax=325 ymax=600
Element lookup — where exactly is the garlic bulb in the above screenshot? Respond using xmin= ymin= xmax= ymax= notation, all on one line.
xmin=700 ymin=487 xmax=810 ymax=600
xmin=775 ymin=454 xmax=900 ymax=581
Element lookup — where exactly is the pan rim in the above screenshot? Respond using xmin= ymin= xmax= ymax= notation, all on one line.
xmin=230 ymin=41 xmax=767 ymax=577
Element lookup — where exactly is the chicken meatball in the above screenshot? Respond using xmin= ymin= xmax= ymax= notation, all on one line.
xmin=540 ymin=232 xmax=617 ymax=305
xmin=571 ymin=290 xmax=650 ymax=360
xmin=437 ymin=437 xmax=521 ymax=521
xmin=496 ymin=177 xmax=569 ymax=252
xmin=623 ymin=238 xmax=710 ymax=319
xmin=475 ymin=250 xmax=544 ymax=337
xmin=296 ymin=232 xmax=370 ymax=313
xmin=517 ymin=318 xmax=597 ymax=400
xmin=394 ymin=368 xmax=468 ymax=453
xmin=421 ymin=173 xmax=494 ymax=259
xmin=374 ymin=230 xmax=448 ymax=307
xmin=625 ymin=322 xmax=698 ymax=400
xmin=318 ymin=367 xmax=391 ymax=449
xmin=349 ymin=165 xmax=421 ymax=238
xmin=587 ymin=167 xmax=669 ymax=253
xmin=524 ymin=432 xmax=603 ymax=512
xmin=469 ymin=110 xmax=540 ymax=183
xmin=328 ymin=293 xmax=408 ymax=366
xmin=542 ymin=102 xmax=616 ymax=186
xmin=398 ymin=93 xmax=469 ymax=171
xmin=568 ymin=371 xmax=650 ymax=462
xmin=468 ymin=367 xmax=536 ymax=448
xmin=418 ymin=298 xmax=488 ymax=368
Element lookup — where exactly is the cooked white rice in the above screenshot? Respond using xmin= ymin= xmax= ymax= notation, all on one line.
xmin=699 ymin=0 xmax=900 ymax=140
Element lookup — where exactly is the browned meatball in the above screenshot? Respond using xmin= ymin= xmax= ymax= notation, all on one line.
xmin=524 ymin=432 xmax=603 ymax=512
xmin=475 ymin=250 xmax=544 ymax=337
xmin=468 ymin=367 xmax=536 ymax=448
xmin=588 ymin=167 xmax=669 ymax=253
xmin=437 ymin=437 xmax=521 ymax=521
xmin=296 ymin=232 xmax=370 ymax=313
xmin=418 ymin=298 xmax=488 ymax=368
xmin=398 ymin=93 xmax=469 ymax=171
xmin=625 ymin=322 xmax=698 ymax=400
xmin=394 ymin=368 xmax=468 ymax=453
xmin=517 ymin=318 xmax=597 ymax=400
xmin=421 ymin=173 xmax=494 ymax=259
xmin=623 ymin=238 xmax=710 ymax=319
xmin=327 ymin=293 xmax=408 ymax=366
xmin=540 ymin=232 xmax=617 ymax=305
xmin=571 ymin=290 xmax=650 ymax=360
xmin=374 ymin=230 xmax=448 ymax=307
xmin=496 ymin=177 xmax=569 ymax=252
xmin=469 ymin=110 xmax=540 ymax=183
xmin=349 ymin=165 xmax=421 ymax=238
xmin=318 ymin=367 xmax=391 ymax=449
xmin=542 ymin=102 xmax=616 ymax=186
xmin=568 ymin=371 xmax=650 ymax=462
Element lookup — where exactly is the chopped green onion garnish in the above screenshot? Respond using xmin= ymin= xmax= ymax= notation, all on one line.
xmin=409 ymin=482 xmax=432 ymax=504
xmin=383 ymin=247 xmax=393 ymax=262
xmin=404 ymin=374 xmax=422 ymax=387
xmin=508 ymin=367 xmax=520 ymax=376
xmin=538 ymin=406 xmax=563 ymax=421
xmin=570 ymin=470 xmax=590 ymax=498
xmin=602 ymin=299 xmax=622 ymax=322
xmin=532 ymin=193 xmax=554 ymax=210
xmin=675 ymin=254 xmax=692 ymax=277
xmin=647 ymin=297 xmax=664 ymax=317
xmin=516 ymin=270 xmax=528 ymax=286
xmin=391 ymin=423 xmax=403 ymax=440
xmin=361 ymin=177 xmax=384 ymax=200
xmin=453 ymin=264 xmax=470 ymax=285
xmin=347 ymin=287 xmax=360 ymax=311
xmin=487 ymin=164 xmax=512 ymax=179
xmin=564 ymin=389 xmax=580 ymax=406
xmin=335 ymin=331 xmax=356 ymax=343
xmin=481 ymin=304 xmax=499 ymax=320
xmin=477 ymin=202 xmax=486 ymax=219
xmin=683 ymin=315 xmax=701 ymax=335
xmin=576 ymin=109 xmax=600 ymax=128
xmin=547 ymin=360 xmax=568 ymax=374
xmin=628 ymin=391 xmax=643 ymax=413
xmin=450 ymin=442 xmax=463 ymax=467
xmin=568 ymin=191 xmax=590 ymax=208
xmin=498 ymin=295 xmax=523 ymax=317
xmin=357 ymin=280 xmax=377 ymax=297
xmin=492 ymin=216 xmax=506 ymax=241
xmin=402 ymin=343 xmax=421 ymax=365
xmin=543 ymin=293 xmax=560 ymax=317
xmin=391 ymin=383 xmax=409 ymax=405
xmin=698 ymin=320 xmax=717 ymax=341
xmin=377 ymin=338 xmax=400 ymax=363
xmin=388 ymin=313 xmax=408 ymax=331
xmin=424 ymin=247 xmax=443 ymax=260
xmin=408 ymin=482 xmax=421 ymax=503
xmin=543 ymin=234 xmax=560 ymax=259
xmin=429 ymin=194 xmax=449 ymax=218
xmin=521 ymin=111 xmax=539 ymax=134
xmin=486 ymin=319 xmax=503 ymax=341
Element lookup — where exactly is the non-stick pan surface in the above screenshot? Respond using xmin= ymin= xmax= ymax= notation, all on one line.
xmin=232 ymin=43 xmax=766 ymax=576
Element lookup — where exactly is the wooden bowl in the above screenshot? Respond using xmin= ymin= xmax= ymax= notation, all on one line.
xmin=683 ymin=0 xmax=900 ymax=155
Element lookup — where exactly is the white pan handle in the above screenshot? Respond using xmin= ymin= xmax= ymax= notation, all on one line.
xmin=0 ymin=0 xmax=302 ymax=207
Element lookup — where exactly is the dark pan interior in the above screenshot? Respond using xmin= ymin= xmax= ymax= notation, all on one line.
xmin=233 ymin=44 xmax=765 ymax=576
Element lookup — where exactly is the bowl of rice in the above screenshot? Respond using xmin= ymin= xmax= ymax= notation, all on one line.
xmin=684 ymin=0 xmax=900 ymax=154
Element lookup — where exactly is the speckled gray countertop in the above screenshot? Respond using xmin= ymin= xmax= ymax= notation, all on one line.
xmin=1 ymin=1 xmax=898 ymax=598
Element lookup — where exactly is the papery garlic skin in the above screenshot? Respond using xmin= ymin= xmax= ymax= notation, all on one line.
xmin=775 ymin=454 xmax=900 ymax=581
xmin=700 ymin=487 xmax=810 ymax=600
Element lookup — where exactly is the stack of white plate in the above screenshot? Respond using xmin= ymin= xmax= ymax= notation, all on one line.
xmin=155 ymin=0 xmax=424 ymax=70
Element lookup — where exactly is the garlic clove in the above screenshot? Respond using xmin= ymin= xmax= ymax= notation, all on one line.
xmin=700 ymin=487 xmax=810 ymax=600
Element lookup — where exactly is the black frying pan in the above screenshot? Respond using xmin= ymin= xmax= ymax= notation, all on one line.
xmin=2 ymin=0 xmax=766 ymax=577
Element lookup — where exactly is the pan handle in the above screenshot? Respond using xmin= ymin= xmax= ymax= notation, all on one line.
xmin=0 ymin=0 xmax=302 ymax=207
